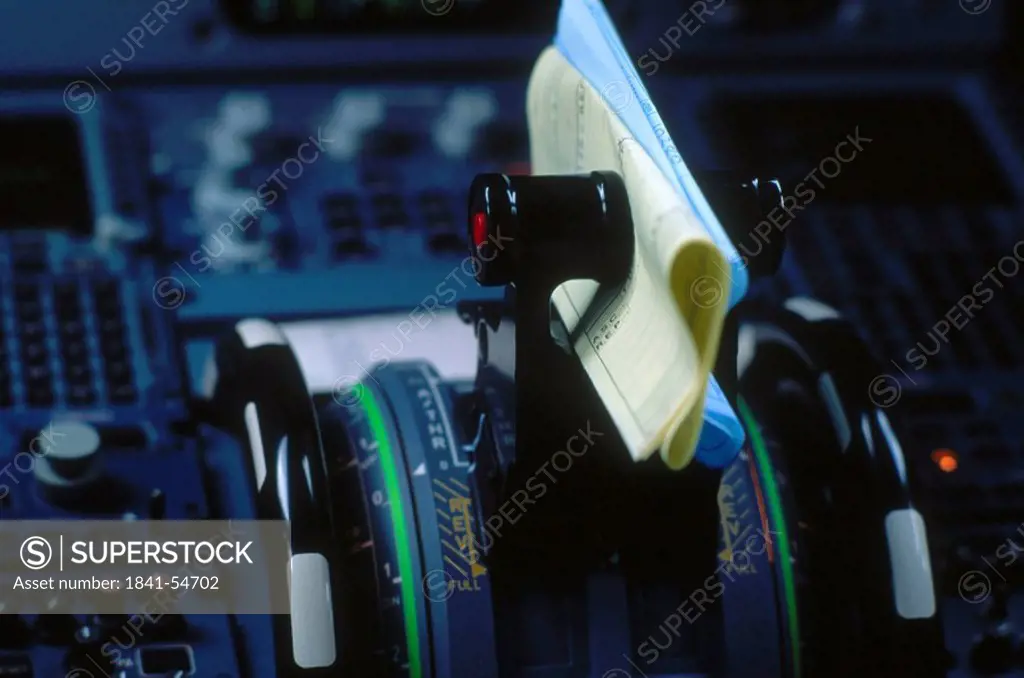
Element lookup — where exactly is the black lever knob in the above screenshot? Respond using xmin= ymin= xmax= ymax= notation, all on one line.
xmin=467 ymin=172 xmax=633 ymax=289
xmin=210 ymin=318 xmax=340 ymax=677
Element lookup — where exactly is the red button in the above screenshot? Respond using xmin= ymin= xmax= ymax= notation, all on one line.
xmin=472 ymin=212 xmax=488 ymax=249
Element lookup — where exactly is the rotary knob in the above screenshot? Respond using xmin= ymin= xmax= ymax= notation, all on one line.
xmin=33 ymin=421 xmax=102 ymax=506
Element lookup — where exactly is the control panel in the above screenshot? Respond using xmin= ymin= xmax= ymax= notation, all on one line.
xmin=0 ymin=0 xmax=1021 ymax=676
xmin=145 ymin=84 xmax=514 ymax=320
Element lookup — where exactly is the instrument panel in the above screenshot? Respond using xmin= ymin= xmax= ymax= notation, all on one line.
xmin=0 ymin=0 xmax=1021 ymax=675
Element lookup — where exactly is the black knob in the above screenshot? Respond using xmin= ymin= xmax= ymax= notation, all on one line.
xmin=467 ymin=172 xmax=633 ymax=288
xmin=970 ymin=627 xmax=1016 ymax=675
xmin=35 ymin=614 xmax=79 ymax=644
xmin=0 ymin=614 xmax=31 ymax=648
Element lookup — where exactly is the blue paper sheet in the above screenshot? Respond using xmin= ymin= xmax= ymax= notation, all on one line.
xmin=553 ymin=0 xmax=746 ymax=467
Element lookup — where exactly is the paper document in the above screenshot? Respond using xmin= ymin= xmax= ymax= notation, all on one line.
xmin=529 ymin=47 xmax=742 ymax=470
xmin=552 ymin=0 xmax=747 ymax=469
xmin=554 ymin=0 xmax=747 ymax=304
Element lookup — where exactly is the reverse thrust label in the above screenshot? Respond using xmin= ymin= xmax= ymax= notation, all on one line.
xmin=2 ymin=521 xmax=291 ymax=614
